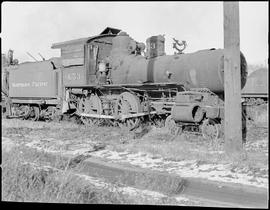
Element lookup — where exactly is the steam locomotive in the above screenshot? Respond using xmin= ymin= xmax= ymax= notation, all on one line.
xmin=2 ymin=27 xmax=249 ymax=141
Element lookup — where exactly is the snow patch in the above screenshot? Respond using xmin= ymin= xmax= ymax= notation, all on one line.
xmin=90 ymin=150 xmax=268 ymax=189
xmin=2 ymin=137 xmax=17 ymax=152
xmin=13 ymin=133 xmax=269 ymax=190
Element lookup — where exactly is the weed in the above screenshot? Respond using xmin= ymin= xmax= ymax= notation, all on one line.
xmin=1 ymin=147 xmax=134 ymax=204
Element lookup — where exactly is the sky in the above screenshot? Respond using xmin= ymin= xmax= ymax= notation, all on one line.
xmin=1 ymin=1 xmax=268 ymax=66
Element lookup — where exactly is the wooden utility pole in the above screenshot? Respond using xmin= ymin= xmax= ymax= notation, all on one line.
xmin=223 ymin=2 xmax=243 ymax=156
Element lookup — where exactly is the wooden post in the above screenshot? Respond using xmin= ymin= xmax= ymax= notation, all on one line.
xmin=223 ymin=2 xmax=243 ymax=156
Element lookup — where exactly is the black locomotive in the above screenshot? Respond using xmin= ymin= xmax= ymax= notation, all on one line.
xmin=2 ymin=27 xmax=250 ymax=141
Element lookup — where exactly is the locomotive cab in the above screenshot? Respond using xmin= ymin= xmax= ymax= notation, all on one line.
xmin=84 ymin=39 xmax=113 ymax=85
xmin=51 ymin=27 xmax=121 ymax=87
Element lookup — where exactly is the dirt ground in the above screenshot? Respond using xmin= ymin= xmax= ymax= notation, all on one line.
xmin=1 ymin=108 xmax=268 ymax=190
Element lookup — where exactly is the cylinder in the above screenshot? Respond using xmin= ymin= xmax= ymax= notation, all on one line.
xmin=171 ymin=103 xmax=204 ymax=123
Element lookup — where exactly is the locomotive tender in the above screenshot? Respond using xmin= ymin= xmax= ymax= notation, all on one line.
xmin=242 ymin=68 xmax=268 ymax=105
xmin=3 ymin=27 xmax=248 ymax=140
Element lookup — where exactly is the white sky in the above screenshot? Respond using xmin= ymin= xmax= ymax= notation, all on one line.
xmin=1 ymin=1 xmax=268 ymax=65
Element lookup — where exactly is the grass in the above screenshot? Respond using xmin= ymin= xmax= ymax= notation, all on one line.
xmin=246 ymin=104 xmax=268 ymax=127
xmin=1 ymin=145 xmax=191 ymax=205
xmin=1 ymin=116 xmax=268 ymax=204
xmin=2 ymin=114 xmax=268 ymax=172
xmin=1 ymin=146 xmax=144 ymax=204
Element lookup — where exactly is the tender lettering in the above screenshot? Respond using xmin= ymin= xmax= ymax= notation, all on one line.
xmin=11 ymin=83 xmax=31 ymax=87
xmin=11 ymin=81 xmax=48 ymax=88
xmin=32 ymin=81 xmax=48 ymax=87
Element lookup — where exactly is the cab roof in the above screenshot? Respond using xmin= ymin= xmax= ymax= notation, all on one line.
xmin=51 ymin=27 xmax=121 ymax=49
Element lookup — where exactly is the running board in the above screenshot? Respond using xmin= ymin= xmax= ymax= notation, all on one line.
xmin=77 ymin=111 xmax=157 ymax=120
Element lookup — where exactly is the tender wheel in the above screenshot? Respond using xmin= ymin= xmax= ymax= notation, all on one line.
xmin=50 ymin=106 xmax=62 ymax=122
xmin=22 ymin=105 xmax=31 ymax=120
xmin=201 ymin=118 xmax=220 ymax=141
xmin=165 ymin=115 xmax=181 ymax=137
xmin=29 ymin=106 xmax=40 ymax=121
